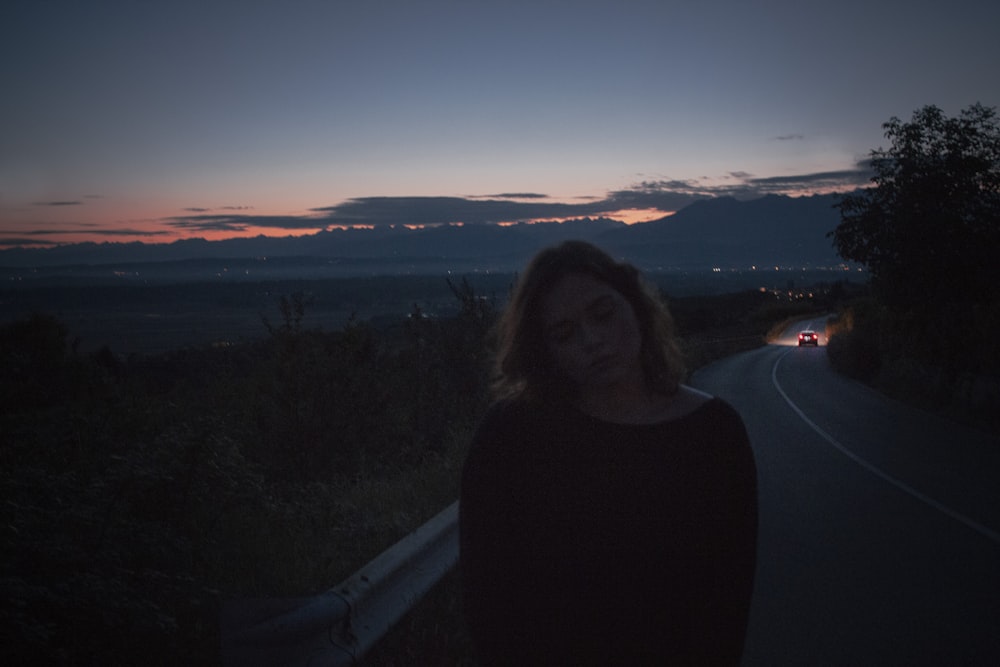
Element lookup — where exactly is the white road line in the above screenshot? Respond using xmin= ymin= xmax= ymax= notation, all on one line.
xmin=771 ymin=348 xmax=1000 ymax=545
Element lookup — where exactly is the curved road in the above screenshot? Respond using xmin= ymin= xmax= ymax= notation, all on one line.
xmin=691 ymin=319 xmax=1000 ymax=665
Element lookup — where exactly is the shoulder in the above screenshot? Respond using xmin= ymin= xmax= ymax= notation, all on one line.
xmin=652 ymin=384 xmax=717 ymax=422
xmin=669 ymin=385 xmax=714 ymax=419
xmin=461 ymin=399 xmax=549 ymax=512
xmin=466 ymin=397 xmax=552 ymax=459
xmin=474 ymin=397 xmax=546 ymax=436
xmin=671 ymin=386 xmax=745 ymax=421
xmin=693 ymin=392 xmax=749 ymax=436
xmin=666 ymin=388 xmax=751 ymax=450
xmin=686 ymin=394 xmax=755 ymax=467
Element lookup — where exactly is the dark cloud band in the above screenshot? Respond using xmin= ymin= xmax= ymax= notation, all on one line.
xmin=161 ymin=164 xmax=872 ymax=233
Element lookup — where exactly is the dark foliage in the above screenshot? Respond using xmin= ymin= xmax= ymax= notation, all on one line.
xmin=832 ymin=103 xmax=1000 ymax=309
xmin=1 ymin=284 xmax=496 ymax=665
xmin=830 ymin=104 xmax=1000 ymax=373
xmin=827 ymin=104 xmax=1000 ymax=424
xmin=825 ymin=297 xmax=883 ymax=382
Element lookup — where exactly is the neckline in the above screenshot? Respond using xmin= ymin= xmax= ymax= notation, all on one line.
xmin=576 ymin=388 xmax=717 ymax=427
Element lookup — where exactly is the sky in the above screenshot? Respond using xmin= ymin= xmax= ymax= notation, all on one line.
xmin=2 ymin=0 xmax=998 ymax=248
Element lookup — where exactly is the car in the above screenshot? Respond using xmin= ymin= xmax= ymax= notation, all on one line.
xmin=798 ymin=330 xmax=819 ymax=346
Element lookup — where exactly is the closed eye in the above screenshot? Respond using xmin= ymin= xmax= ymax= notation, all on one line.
xmin=592 ymin=306 xmax=614 ymax=322
xmin=588 ymin=296 xmax=616 ymax=321
xmin=547 ymin=323 xmax=575 ymax=344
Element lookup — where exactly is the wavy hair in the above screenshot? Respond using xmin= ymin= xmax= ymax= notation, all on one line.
xmin=493 ymin=240 xmax=685 ymax=401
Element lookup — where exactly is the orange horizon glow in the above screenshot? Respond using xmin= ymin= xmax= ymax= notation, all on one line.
xmin=0 ymin=225 xmax=330 ymax=249
xmin=326 ymin=224 xmax=376 ymax=231
xmin=496 ymin=208 xmax=672 ymax=228
xmin=1 ymin=204 xmax=678 ymax=249
xmin=601 ymin=208 xmax=672 ymax=224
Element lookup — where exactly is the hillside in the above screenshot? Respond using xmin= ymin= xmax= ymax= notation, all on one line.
xmin=598 ymin=193 xmax=844 ymax=268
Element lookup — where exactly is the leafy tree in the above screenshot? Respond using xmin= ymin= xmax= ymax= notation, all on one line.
xmin=831 ymin=103 xmax=1000 ymax=311
xmin=830 ymin=104 xmax=1000 ymax=376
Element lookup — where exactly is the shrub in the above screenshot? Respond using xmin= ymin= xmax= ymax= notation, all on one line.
xmin=1 ymin=282 xmax=497 ymax=665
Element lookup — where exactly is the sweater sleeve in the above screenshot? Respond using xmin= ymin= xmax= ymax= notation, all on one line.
xmin=692 ymin=399 xmax=759 ymax=665
xmin=458 ymin=402 xmax=534 ymax=666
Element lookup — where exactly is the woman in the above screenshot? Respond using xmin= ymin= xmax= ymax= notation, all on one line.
xmin=459 ymin=240 xmax=757 ymax=665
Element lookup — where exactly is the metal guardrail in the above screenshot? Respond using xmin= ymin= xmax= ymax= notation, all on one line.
xmin=221 ymin=501 xmax=459 ymax=666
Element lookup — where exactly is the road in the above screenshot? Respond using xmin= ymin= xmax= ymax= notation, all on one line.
xmin=691 ymin=318 xmax=1000 ymax=665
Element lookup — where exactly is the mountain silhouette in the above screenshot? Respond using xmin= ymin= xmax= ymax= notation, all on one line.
xmin=1 ymin=193 xmax=849 ymax=273
xmin=597 ymin=193 xmax=844 ymax=268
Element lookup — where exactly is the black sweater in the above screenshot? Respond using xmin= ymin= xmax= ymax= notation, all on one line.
xmin=459 ymin=396 xmax=757 ymax=666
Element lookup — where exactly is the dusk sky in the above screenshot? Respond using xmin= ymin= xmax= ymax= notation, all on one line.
xmin=2 ymin=0 xmax=997 ymax=248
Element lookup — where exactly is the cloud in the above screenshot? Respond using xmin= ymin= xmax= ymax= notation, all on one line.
xmin=182 ymin=205 xmax=255 ymax=214
xmin=742 ymin=162 xmax=873 ymax=193
xmin=473 ymin=192 xmax=549 ymax=200
xmin=309 ymin=196 xmax=609 ymax=227
xmin=159 ymin=165 xmax=873 ymax=234
xmin=0 ymin=226 xmax=170 ymax=247
xmin=166 ymin=196 xmax=611 ymax=231
xmin=90 ymin=227 xmax=172 ymax=237
xmin=773 ymin=134 xmax=805 ymax=141
xmin=163 ymin=213 xmax=325 ymax=233
xmin=0 ymin=237 xmax=59 ymax=247
xmin=0 ymin=224 xmax=168 ymax=237
xmin=33 ymin=200 xmax=83 ymax=207
xmin=604 ymin=180 xmax=712 ymax=211
xmin=605 ymin=162 xmax=872 ymax=208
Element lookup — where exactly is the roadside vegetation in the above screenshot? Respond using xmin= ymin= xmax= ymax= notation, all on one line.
xmin=1 ymin=273 xmax=840 ymax=665
xmin=2 ymin=279 xmax=495 ymax=665
xmin=827 ymin=103 xmax=1000 ymax=432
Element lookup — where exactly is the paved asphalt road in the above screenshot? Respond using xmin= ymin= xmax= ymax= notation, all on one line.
xmin=691 ymin=319 xmax=1000 ymax=666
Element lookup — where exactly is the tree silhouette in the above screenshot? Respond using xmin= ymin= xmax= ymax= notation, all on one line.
xmin=830 ymin=103 xmax=1000 ymax=374
xmin=831 ymin=103 xmax=1000 ymax=310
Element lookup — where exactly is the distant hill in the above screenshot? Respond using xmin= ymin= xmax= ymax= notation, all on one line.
xmin=597 ymin=193 xmax=845 ymax=269
xmin=1 ymin=193 xmax=849 ymax=273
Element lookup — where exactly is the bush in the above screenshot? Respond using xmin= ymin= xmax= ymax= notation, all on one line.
xmin=826 ymin=297 xmax=1000 ymax=431
xmin=1 ymin=282 xmax=497 ymax=665
xmin=825 ymin=298 xmax=883 ymax=381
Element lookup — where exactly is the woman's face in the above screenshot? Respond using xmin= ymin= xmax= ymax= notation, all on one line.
xmin=539 ymin=272 xmax=644 ymax=393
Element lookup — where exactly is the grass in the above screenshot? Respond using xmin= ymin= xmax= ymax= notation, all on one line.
xmin=1 ymin=304 xmax=490 ymax=665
